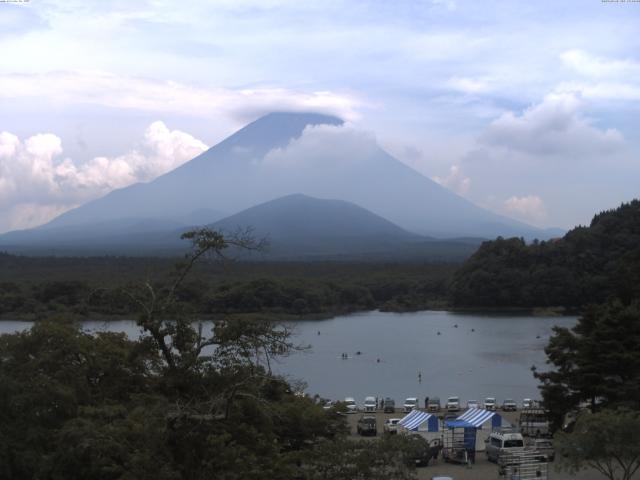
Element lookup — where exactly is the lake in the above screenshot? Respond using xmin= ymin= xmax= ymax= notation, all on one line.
xmin=0 ymin=310 xmax=576 ymax=407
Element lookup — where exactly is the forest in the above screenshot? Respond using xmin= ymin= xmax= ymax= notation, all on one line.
xmin=0 ymin=254 xmax=455 ymax=320
xmin=450 ymin=200 xmax=640 ymax=308
xmin=2 ymin=201 xmax=640 ymax=321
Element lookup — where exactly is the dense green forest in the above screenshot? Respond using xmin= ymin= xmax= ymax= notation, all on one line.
xmin=450 ymin=200 xmax=640 ymax=308
xmin=0 ymin=254 xmax=456 ymax=320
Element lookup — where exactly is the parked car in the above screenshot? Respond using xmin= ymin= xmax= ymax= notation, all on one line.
xmin=502 ymin=399 xmax=517 ymax=411
xmin=383 ymin=418 xmax=402 ymax=434
xmin=404 ymin=397 xmax=418 ymax=412
xmin=322 ymin=400 xmax=334 ymax=410
xmin=466 ymin=399 xmax=479 ymax=409
xmin=446 ymin=396 xmax=460 ymax=412
xmin=522 ymin=398 xmax=533 ymax=409
xmin=364 ymin=396 xmax=377 ymax=412
xmin=383 ymin=397 xmax=396 ymax=413
xmin=484 ymin=397 xmax=497 ymax=411
xmin=344 ymin=397 xmax=358 ymax=413
xmin=406 ymin=435 xmax=442 ymax=467
xmin=357 ymin=415 xmax=377 ymax=436
xmin=485 ymin=429 xmax=525 ymax=462
xmin=427 ymin=396 xmax=441 ymax=412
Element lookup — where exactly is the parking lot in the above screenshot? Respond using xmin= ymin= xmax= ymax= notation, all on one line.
xmin=344 ymin=409 xmax=637 ymax=480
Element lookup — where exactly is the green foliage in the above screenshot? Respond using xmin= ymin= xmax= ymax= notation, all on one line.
xmin=0 ymin=255 xmax=457 ymax=320
xmin=534 ymin=301 xmax=640 ymax=428
xmin=0 ymin=230 xmax=350 ymax=480
xmin=555 ymin=409 xmax=640 ymax=480
xmin=0 ymin=318 xmax=346 ymax=480
xmin=451 ymin=200 xmax=640 ymax=307
xmin=301 ymin=435 xmax=418 ymax=480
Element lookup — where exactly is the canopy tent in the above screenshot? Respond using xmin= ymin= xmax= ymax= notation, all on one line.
xmin=443 ymin=408 xmax=505 ymax=456
xmin=398 ymin=409 xmax=439 ymax=432
xmin=446 ymin=408 xmax=503 ymax=429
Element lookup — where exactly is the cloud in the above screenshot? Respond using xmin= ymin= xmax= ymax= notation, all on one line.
xmin=561 ymin=49 xmax=640 ymax=79
xmin=0 ymin=122 xmax=208 ymax=233
xmin=503 ymin=195 xmax=547 ymax=223
xmin=554 ymin=81 xmax=640 ymax=102
xmin=432 ymin=165 xmax=470 ymax=195
xmin=480 ymin=92 xmax=624 ymax=156
xmin=446 ymin=76 xmax=491 ymax=94
xmin=555 ymin=50 xmax=640 ymax=102
xmin=0 ymin=71 xmax=361 ymax=122
xmin=262 ymin=123 xmax=377 ymax=168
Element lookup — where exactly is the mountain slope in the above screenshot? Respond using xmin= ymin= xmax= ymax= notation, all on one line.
xmin=0 ymin=111 xmax=553 ymax=253
xmin=212 ymin=193 xmax=418 ymax=240
xmin=208 ymin=193 xmax=434 ymax=259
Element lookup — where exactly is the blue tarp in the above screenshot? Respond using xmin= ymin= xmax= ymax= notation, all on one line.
xmin=445 ymin=419 xmax=476 ymax=429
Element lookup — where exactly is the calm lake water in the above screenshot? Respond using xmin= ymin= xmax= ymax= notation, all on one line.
xmin=0 ymin=310 xmax=576 ymax=407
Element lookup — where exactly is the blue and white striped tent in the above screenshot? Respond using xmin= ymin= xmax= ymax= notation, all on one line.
xmin=446 ymin=408 xmax=503 ymax=429
xmin=398 ymin=409 xmax=439 ymax=432
xmin=445 ymin=408 xmax=504 ymax=452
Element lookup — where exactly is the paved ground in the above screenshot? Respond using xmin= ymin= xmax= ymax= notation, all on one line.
xmin=344 ymin=409 xmax=637 ymax=480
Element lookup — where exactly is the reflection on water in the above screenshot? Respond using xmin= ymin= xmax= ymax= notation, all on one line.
xmin=0 ymin=310 xmax=575 ymax=406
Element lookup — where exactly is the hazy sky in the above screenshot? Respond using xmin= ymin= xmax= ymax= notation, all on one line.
xmin=1 ymin=0 xmax=639 ymax=233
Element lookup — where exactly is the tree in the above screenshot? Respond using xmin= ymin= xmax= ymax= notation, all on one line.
xmin=0 ymin=229 xmax=347 ymax=480
xmin=302 ymin=436 xmax=418 ymax=480
xmin=533 ymin=300 xmax=640 ymax=429
xmin=123 ymin=228 xmax=267 ymax=373
xmin=555 ymin=409 xmax=640 ymax=480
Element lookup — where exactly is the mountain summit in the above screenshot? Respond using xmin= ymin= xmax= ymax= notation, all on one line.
xmin=0 ymin=111 xmax=554 ymax=254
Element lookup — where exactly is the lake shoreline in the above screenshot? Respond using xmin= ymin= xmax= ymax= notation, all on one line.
xmin=0 ymin=304 xmax=579 ymax=323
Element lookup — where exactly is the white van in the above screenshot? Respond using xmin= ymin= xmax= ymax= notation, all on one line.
xmin=485 ymin=429 xmax=525 ymax=462
xmin=484 ymin=397 xmax=497 ymax=411
xmin=364 ymin=396 xmax=377 ymax=412
xmin=344 ymin=397 xmax=358 ymax=413
xmin=404 ymin=397 xmax=418 ymax=412
xmin=446 ymin=396 xmax=461 ymax=412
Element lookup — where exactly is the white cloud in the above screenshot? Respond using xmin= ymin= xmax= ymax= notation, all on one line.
xmin=262 ymin=123 xmax=377 ymax=168
xmin=561 ymin=49 xmax=640 ymax=79
xmin=0 ymin=121 xmax=208 ymax=233
xmin=556 ymin=50 xmax=640 ymax=102
xmin=554 ymin=81 xmax=640 ymax=102
xmin=480 ymin=92 xmax=624 ymax=156
xmin=503 ymin=195 xmax=547 ymax=223
xmin=447 ymin=76 xmax=491 ymax=94
xmin=0 ymin=71 xmax=361 ymax=122
xmin=432 ymin=165 xmax=470 ymax=195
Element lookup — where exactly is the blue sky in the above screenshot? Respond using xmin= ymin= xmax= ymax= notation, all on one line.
xmin=0 ymin=0 xmax=639 ymax=232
